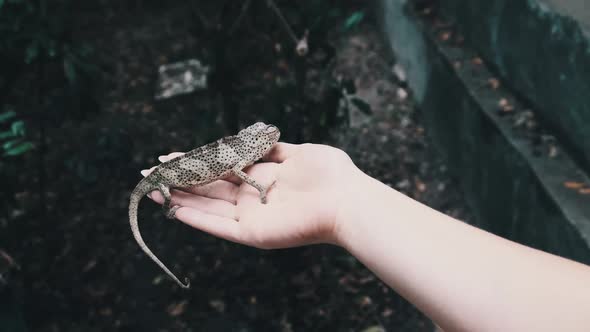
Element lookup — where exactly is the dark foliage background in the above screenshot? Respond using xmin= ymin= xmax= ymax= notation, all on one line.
xmin=0 ymin=1 xmax=472 ymax=331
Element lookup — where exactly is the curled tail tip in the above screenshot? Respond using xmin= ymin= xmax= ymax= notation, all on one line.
xmin=179 ymin=277 xmax=191 ymax=289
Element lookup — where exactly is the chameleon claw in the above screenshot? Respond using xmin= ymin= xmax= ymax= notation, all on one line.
xmin=166 ymin=205 xmax=181 ymax=219
xmin=259 ymin=180 xmax=277 ymax=204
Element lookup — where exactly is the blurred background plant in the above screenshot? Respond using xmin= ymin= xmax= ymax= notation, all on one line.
xmin=0 ymin=0 xmax=99 ymax=212
xmin=189 ymin=0 xmax=369 ymax=141
xmin=0 ymin=1 xmax=426 ymax=331
xmin=0 ymin=0 xmax=368 ymax=207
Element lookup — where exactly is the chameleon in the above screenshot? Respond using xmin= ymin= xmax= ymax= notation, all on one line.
xmin=129 ymin=122 xmax=281 ymax=288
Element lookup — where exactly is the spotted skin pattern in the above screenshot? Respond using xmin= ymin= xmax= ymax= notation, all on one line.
xmin=129 ymin=122 xmax=280 ymax=288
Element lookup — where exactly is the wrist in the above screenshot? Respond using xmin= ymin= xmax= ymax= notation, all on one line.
xmin=331 ymin=169 xmax=396 ymax=249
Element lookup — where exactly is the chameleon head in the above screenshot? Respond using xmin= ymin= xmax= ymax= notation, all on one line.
xmin=237 ymin=122 xmax=281 ymax=160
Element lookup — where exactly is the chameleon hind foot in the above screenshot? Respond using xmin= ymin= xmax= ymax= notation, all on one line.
xmin=166 ymin=205 xmax=181 ymax=219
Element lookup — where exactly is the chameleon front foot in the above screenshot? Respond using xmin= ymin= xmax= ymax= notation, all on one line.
xmin=232 ymin=167 xmax=276 ymax=204
xmin=259 ymin=180 xmax=276 ymax=204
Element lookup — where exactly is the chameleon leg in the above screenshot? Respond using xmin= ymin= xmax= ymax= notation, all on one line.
xmin=232 ymin=166 xmax=274 ymax=204
xmin=158 ymin=184 xmax=180 ymax=219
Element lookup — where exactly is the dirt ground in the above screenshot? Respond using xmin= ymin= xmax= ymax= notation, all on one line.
xmin=2 ymin=3 xmax=473 ymax=331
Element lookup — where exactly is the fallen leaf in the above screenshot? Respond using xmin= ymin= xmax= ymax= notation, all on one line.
xmin=392 ymin=64 xmax=407 ymax=83
xmin=99 ymin=307 xmax=113 ymax=316
xmin=167 ymin=300 xmax=188 ymax=317
xmin=359 ymin=295 xmax=372 ymax=307
xmin=415 ymin=178 xmax=427 ymax=192
xmin=395 ymin=179 xmax=411 ymax=189
xmin=439 ymin=31 xmax=451 ymax=41
xmin=579 ymin=188 xmax=590 ymax=195
xmin=0 ymin=250 xmax=15 ymax=267
xmin=382 ymin=308 xmax=394 ymax=317
xmin=548 ymin=145 xmax=558 ymax=158
xmin=472 ymin=57 xmax=483 ymax=65
xmin=359 ymin=275 xmax=375 ymax=284
xmin=497 ymin=98 xmax=514 ymax=114
xmin=152 ymin=275 xmax=165 ymax=285
xmin=488 ymin=78 xmax=500 ymax=89
xmin=277 ymin=59 xmax=289 ymax=71
xmin=564 ymin=181 xmax=584 ymax=189
xmin=397 ymin=87 xmax=408 ymax=100
xmin=142 ymin=104 xmax=153 ymax=113
xmin=209 ymin=299 xmax=226 ymax=312
xmin=498 ymin=106 xmax=514 ymax=114
xmin=361 ymin=326 xmax=385 ymax=332
xmin=83 ymin=260 xmax=97 ymax=273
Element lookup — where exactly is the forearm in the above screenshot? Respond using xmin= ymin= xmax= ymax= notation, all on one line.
xmin=335 ymin=171 xmax=590 ymax=331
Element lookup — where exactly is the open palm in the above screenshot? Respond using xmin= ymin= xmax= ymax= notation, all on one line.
xmin=143 ymin=143 xmax=358 ymax=249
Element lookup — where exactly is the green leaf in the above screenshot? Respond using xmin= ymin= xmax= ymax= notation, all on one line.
xmin=11 ymin=120 xmax=25 ymax=136
xmin=3 ymin=139 xmax=21 ymax=150
xmin=0 ymin=110 xmax=16 ymax=123
xmin=64 ymin=57 xmax=76 ymax=83
xmin=0 ymin=0 xmax=5 ymax=11
xmin=350 ymin=97 xmax=372 ymax=115
xmin=0 ymin=130 xmax=14 ymax=140
xmin=4 ymin=141 xmax=33 ymax=156
xmin=343 ymin=11 xmax=365 ymax=30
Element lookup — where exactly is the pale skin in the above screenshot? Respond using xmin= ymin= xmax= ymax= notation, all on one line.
xmin=142 ymin=142 xmax=590 ymax=332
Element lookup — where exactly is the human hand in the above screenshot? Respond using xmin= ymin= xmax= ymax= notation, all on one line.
xmin=142 ymin=143 xmax=364 ymax=249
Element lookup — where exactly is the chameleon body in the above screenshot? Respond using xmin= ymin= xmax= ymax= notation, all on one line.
xmin=129 ymin=122 xmax=280 ymax=288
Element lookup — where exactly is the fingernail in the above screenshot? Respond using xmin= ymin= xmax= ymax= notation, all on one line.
xmin=158 ymin=156 xmax=166 ymax=162
xmin=141 ymin=170 xmax=148 ymax=176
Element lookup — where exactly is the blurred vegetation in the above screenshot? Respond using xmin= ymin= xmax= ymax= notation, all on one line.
xmin=0 ymin=0 xmax=374 ymax=330
xmin=189 ymin=0 xmax=369 ymax=141
xmin=0 ymin=109 xmax=32 ymax=158
xmin=0 ymin=0 xmax=99 ymax=214
xmin=0 ymin=0 xmax=368 ymax=208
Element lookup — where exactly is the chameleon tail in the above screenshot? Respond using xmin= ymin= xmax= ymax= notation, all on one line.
xmin=129 ymin=179 xmax=191 ymax=289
